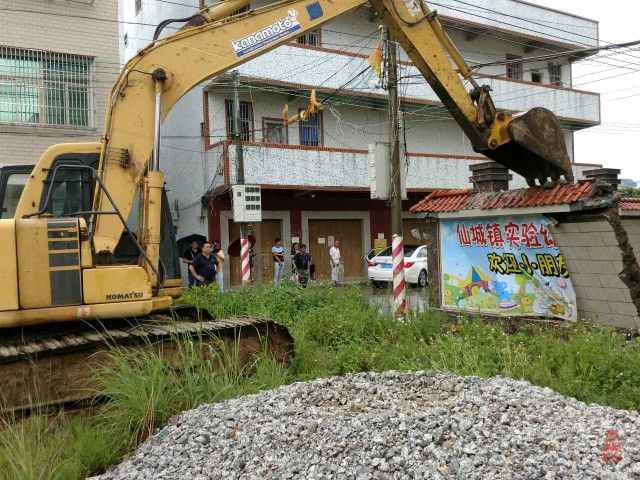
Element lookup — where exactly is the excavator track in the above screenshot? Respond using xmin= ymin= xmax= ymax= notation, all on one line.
xmin=0 ymin=306 xmax=294 ymax=417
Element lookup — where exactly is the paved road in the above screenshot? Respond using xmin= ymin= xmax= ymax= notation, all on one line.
xmin=364 ymin=284 xmax=430 ymax=316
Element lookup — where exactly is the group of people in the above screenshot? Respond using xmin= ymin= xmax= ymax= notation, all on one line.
xmin=184 ymin=237 xmax=342 ymax=290
xmin=272 ymin=238 xmax=342 ymax=287
xmin=182 ymin=239 xmax=225 ymax=290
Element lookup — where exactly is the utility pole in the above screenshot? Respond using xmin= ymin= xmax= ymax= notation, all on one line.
xmin=387 ymin=30 xmax=406 ymax=317
xmin=387 ymin=30 xmax=402 ymax=237
xmin=233 ymin=70 xmax=251 ymax=285
xmin=233 ymin=70 xmax=245 ymax=185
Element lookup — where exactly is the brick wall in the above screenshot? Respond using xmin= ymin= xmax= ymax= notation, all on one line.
xmin=550 ymin=221 xmax=640 ymax=330
xmin=0 ymin=0 xmax=120 ymax=166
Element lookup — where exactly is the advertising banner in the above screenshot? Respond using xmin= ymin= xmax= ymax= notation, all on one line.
xmin=441 ymin=216 xmax=576 ymax=320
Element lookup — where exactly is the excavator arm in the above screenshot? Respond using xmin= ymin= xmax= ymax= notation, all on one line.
xmin=16 ymin=0 xmax=572 ymax=258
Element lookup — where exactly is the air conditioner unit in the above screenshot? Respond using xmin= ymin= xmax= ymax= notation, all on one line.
xmin=368 ymin=142 xmax=407 ymax=200
xmin=232 ymin=185 xmax=262 ymax=222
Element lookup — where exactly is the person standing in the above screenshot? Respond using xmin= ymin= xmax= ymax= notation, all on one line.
xmin=272 ymin=237 xmax=285 ymax=285
xmin=293 ymin=244 xmax=312 ymax=288
xmin=213 ymin=240 xmax=225 ymax=292
xmin=329 ymin=239 xmax=341 ymax=286
xmin=182 ymin=239 xmax=201 ymax=288
xmin=189 ymin=241 xmax=218 ymax=287
xmin=249 ymin=244 xmax=257 ymax=283
xmin=290 ymin=242 xmax=300 ymax=282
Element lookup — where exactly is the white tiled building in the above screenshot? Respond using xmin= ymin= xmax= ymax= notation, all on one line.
xmin=123 ymin=0 xmax=602 ymax=286
xmin=0 ymin=0 xmax=121 ymax=166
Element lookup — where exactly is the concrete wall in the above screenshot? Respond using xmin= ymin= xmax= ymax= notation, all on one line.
xmin=622 ymin=218 xmax=640 ymax=253
xmin=0 ymin=0 xmax=120 ymax=166
xmin=550 ymin=221 xmax=640 ymax=330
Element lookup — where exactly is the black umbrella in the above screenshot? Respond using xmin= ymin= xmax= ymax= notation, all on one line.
xmin=177 ymin=233 xmax=207 ymax=257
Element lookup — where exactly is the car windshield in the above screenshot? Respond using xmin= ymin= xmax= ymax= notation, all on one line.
xmin=375 ymin=246 xmax=418 ymax=258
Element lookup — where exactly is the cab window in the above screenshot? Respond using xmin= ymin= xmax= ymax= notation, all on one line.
xmin=1 ymin=173 xmax=29 ymax=219
xmin=49 ymin=169 xmax=85 ymax=217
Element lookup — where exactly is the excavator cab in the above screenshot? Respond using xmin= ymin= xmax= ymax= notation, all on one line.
xmin=0 ymin=159 xmax=182 ymax=285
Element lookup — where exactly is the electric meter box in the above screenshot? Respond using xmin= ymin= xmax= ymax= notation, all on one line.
xmin=368 ymin=142 xmax=407 ymax=200
xmin=232 ymin=185 xmax=262 ymax=222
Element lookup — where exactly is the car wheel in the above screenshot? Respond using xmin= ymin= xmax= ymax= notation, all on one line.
xmin=417 ymin=270 xmax=428 ymax=288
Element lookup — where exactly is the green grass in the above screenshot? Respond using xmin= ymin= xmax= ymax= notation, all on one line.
xmin=1 ymin=283 xmax=639 ymax=479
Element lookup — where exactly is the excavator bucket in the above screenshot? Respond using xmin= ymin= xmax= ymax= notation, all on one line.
xmin=482 ymin=108 xmax=573 ymax=187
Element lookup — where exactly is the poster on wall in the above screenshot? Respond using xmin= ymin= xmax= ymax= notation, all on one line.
xmin=441 ymin=216 xmax=577 ymax=321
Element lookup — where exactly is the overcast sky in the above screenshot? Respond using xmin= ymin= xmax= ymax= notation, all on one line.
xmin=528 ymin=0 xmax=640 ymax=180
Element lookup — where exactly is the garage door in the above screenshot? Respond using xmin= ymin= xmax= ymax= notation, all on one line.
xmin=308 ymin=219 xmax=363 ymax=280
xmin=228 ymin=219 xmax=282 ymax=286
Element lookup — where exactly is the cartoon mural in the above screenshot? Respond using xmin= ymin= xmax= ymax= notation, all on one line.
xmin=441 ymin=216 xmax=577 ymax=321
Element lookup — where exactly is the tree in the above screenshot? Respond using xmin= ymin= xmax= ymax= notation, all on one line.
xmin=619 ymin=186 xmax=640 ymax=198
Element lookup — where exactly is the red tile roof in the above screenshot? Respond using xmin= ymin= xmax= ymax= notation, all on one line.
xmin=410 ymin=180 xmax=599 ymax=214
xmin=619 ymin=198 xmax=640 ymax=211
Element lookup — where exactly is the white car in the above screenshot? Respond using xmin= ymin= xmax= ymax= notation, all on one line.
xmin=366 ymin=245 xmax=428 ymax=288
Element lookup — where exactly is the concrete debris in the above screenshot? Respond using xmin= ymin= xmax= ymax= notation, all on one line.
xmin=93 ymin=371 xmax=640 ymax=479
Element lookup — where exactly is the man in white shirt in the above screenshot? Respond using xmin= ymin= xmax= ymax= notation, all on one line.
xmin=329 ymin=240 xmax=341 ymax=286
xmin=272 ymin=237 xmax=285 ymax=285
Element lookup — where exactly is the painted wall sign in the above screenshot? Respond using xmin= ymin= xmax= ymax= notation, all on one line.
xmin=441 ymin=216 xmax=576 ymax=320
xmin=230 ymin=9 xmax=301 ymax=58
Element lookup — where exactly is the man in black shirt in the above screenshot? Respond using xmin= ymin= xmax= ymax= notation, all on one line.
xmin=182 ymin=239 xmax=201 ymax=288
xmin=293 ymin=244 xmax=312 ymax=288
xmin=189 ymin=241 xmax=218 ymax=287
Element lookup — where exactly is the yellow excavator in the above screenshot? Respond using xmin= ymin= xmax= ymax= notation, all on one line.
xmin=0 ymin=0 xmax=573 ymax=413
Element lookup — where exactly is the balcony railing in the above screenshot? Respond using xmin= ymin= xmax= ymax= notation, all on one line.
xmin=218 ymin=143 xmax=599 ymax=191
xmin=221 ymin=45 xmax=600 ymax=126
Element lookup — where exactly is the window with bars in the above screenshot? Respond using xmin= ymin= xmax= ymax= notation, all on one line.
xmin=299 ymin=111 xmax=322 ymax=147
xmin=222 ymin=1 xmax=250 ymax=17
xmin=548 ymin=64 xmax=562 ymax=86
xmin=231 ymin=5 xmax=250 ymax=16
xmin=225 ymin=100 xmax=253 ymax=141
xmin=135 ymin=0 xmax=142 ymax=15
xmin=263 ymin=118 xmax=287 ymax=144
xmin=296 ymin=29 xmax=321 ymax=47
xmin=0 ymin=47 xmax=93 ymax=127
xmin=506 ymin=54 xmax=523 ymax=80
xmin=531 ymin=71 xmax=541 ymax=83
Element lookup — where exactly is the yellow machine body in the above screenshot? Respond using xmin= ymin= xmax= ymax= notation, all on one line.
xmin=82 ymin=266 xmax=152 ymax=305
xmin=16 ymin=218 xmax=83 ymax=310
xmin=0 ymin=220 xmax=19 ymax=312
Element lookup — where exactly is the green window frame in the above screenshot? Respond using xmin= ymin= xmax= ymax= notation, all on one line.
xmin=0 ymin=47 xmax=93 ymax=127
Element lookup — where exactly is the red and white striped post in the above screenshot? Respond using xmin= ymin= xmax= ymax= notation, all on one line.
xmin=392 ymin=234 xmax=406 ymax=317
xmin=240 ymin=235 xmax=251 ymax=286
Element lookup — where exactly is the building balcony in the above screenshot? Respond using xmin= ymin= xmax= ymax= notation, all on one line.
xmin=212 ymin=44 xmax=600 ymax=129
xmin=212 ymin=142 xmax=600 ymax=192
xmin=430 ymin=0 xmax=598 ymax=49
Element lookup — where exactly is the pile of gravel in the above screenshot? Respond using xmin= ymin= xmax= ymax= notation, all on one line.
xmin=94 ymin=371 xmax=640 ymax=479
